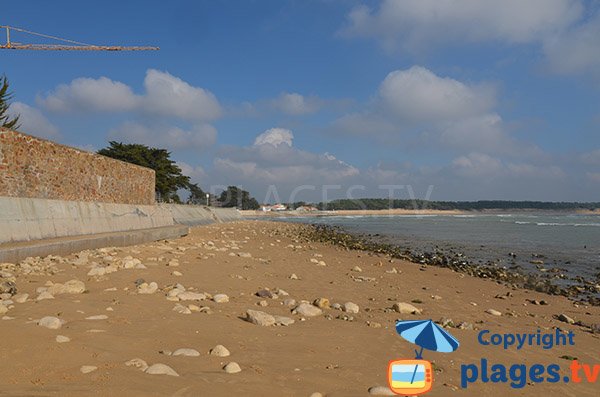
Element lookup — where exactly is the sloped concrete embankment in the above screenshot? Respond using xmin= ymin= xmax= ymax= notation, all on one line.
xmin=0 ymin=197 xmax=241 ymax=262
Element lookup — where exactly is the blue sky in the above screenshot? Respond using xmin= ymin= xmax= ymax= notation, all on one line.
xmin=3 ymin=0 xmax=600 ymax=202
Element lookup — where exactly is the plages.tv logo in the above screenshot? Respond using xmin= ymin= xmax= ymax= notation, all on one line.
xmin=388 ymin=319 xmax=460 ymax=395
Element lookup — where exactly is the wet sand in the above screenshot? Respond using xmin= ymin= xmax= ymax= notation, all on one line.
xmin=0 ymin=220 xmax=598 ymax=396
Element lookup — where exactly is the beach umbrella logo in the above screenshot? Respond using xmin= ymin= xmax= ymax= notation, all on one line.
xmin=387 ymin=319 xmax=460 ymax=395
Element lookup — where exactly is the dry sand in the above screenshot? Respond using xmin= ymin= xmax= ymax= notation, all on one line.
xmin=0 ymin=220 xmax=598 ymax=396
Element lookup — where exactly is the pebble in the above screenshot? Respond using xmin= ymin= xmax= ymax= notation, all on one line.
xmin=223 ymin=362 xmax=242 ymax=374
xmin=173 ymin=304 xmax=192 ymax=314
xmin=38 ymin=316 xmax=62 ymax=329
xmin=137 ymin=282 xmax=159 ymax=294
xmin=392 ymin=302 xmax=422 ymax=314
xmin=343 ymin=302 xmax=360 ymax=314
xmin=289 ymin=273 xmax=299 ymax=280
xmin=273 ymin=315 xmax=295 ymax=326
xmin=172 ymin=348 xmax=200 ymax=357
xmin=213 ymin=294 xmax=229 ymax=303
xmin=294 ymin=303 xmax=323 ymax=317
xmin=246 ymin=309 xmax=276 ymax=326
xmin=209 ymin=344 xmax=230 ymax=357
xmin=0 ymin=305 xmax=7 ymax=315
xmin=13 ymin=293 xmax=29 ymax=303
xmin=284 ymin=298 xmax=297 ymax=307
xmin=309 ymin=393 xmax=324 ymax=397
xmin=558 ymin=313 xmax=575 ymax=324
xmin=485 ymin=309 xmax=502 ymax=316
xmin=313 ymin=298 xmax=330 ymax=309
xmin=172 ymin=271 xmax=183 ymax=277
xmin=352 ymin=266 xmax=362 ymax=272
xmin=125 ymin=358 xmax=148 ymax=371
xmin=177 ymin=291 xmax=207 ymax=301
xmin=368 ymin=385 xmax=395 ymax=396
xmin=145 ymin=363 xmax=179 ymax=377
xmin=85 ymin=315 xmax=108 ymax=320
xmin=80 ymin=365 xmax=97 ymax=374
xmin=36 ymin=291 xmax=55 ymax=301
xmin=56 ymin=335 xmax=71 ymax=343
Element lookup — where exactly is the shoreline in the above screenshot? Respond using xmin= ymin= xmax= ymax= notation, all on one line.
xmin=0 ymin=220 xmax=598 ymax=396
xmin=241 ymin=208 xmax=600 ymax=217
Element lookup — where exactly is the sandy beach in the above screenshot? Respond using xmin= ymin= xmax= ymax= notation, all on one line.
xmin=1 ymin=220 xmax=598 ymax=396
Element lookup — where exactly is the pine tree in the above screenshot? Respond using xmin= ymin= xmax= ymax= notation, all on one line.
xmin=0 ymin=75 xmax=20 ymax=130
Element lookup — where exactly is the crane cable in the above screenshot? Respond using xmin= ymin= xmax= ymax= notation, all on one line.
xmin=1 ymin=25 xmax=97 ymax=47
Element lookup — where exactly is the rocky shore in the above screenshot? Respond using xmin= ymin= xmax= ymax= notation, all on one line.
xmin=0 ymin=220 xmax=599 ymax=396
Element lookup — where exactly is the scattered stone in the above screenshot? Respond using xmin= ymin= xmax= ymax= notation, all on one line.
xmin=0 ymin=305 xmax=8 ymax=315
xmin=392 ymin=302 xmax=422 ymax=315
xmin=177 ymin=291 xmax=207 ymax=301
xmin=145 ymin=363 xmax=179 ymax=377
xmin=125 ymin=358 xmax=148 ymax=371
xmin=0 ymin=281 xmax=17 ymax=295
xmin=294 ymin=303 xmax=323 ymax=317
xmin=431 ymin=295 xmax=443 ymax=300
xmin=61 ymin=280 xmax=86 ymax=294
xmin=223 ymin=362 xmax=242 ymax=374
xmin=457 ymin=322 xmax=474 ymax=330
xmin=56 ymin=335 xmax=71 ymax=343
xmin=213 ymin=294 xmax=229 ymax=303
xmin=274 ymin=315 xmax=295 ymax=326
xmin=343 ymin=302 xmax=360 ymax=314
xmin=283 ymin=298 xmax=297 ymax=308
xmin=366 ymin=321 xmax=382 ymax=328
xmin=85 ymin=315 xmax=108 ymax=320
xmin=245 ymin=309 xmax=276 ymax=326
xmin=368 ymin=385 xmax=395 ymax=396
xmin=38 ymin=316 xmax=62 ymax=329
xmin=80 ymin=366 xmax=97 ymax=374
xmin=558 ymin=313 xmax=575 ymax=324
xmin=257 ymin=300 xmax=268 ymax=307
xmin=332 ymin=303 xmax=342 ymax=311
xmin=137 ymin=282 xmax=158 ymax=294
xmin=173 ymin=348 xmax=200 ymax=357
xmin=289 ymin=273 xmax=299 ymax=280
xmin=256 ymin=289 xmax=275 ymax=299
xmin=172 ymin=271 xmax=183 ymax=277
xmin=13 ymin=293 xmax=29 ymax=303
xmin=209 ymin=344 xmax=230 ymax=357
xmin=352 ymin=266 xmax=362 ymax=272
xmin=173 ymin=304 xmax=192 ymax=314
xmin=485 ymin=309 xmax=503 ymax=316
xmin=36 ymin=291 xmax=55 ymax=301
xmin=313 ymin=298 xmax=330 ymax=309
xmin=310 ymin=393 xmax=324 ymax=397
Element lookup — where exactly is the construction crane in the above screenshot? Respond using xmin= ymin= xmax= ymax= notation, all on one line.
xmin=0 ymin=25 xmax=159 ymax=51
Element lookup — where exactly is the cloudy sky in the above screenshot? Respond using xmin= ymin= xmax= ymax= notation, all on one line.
xmin=3 ymin=0 xmax=600 ymax=202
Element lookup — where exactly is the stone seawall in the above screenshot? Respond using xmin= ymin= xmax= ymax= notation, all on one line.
xmin=0 ymin=128 xmax=155 ymax=205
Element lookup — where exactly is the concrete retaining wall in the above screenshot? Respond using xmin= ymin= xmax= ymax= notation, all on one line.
xmin=162 ymin=204 xmax=242 ymax=226
xmin=0 ymin=197 xmax=241 ymax=246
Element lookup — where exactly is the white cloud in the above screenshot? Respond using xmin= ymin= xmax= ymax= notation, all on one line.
xmin=378 ymin=66 xmax=496 ymax=122
xmin=253 ymin=128 xmax=294 ymax=147
xmin=38 ymin=69 xmax=222 ymax=121
xmin=8 ymin=102 xmax=60 ymax=139
xmin=38 ymin=77 xmax=138 ymax=112
xmin=543 ymin=14 xmax=600 ymax=77
xmin=341 ymin=0 xmax=582 ymax=51
xmin=452 ymin=152 xmax=565 ymax=179
xmin=177 ymin=161 xmax=208 ymax=183
xmin=108 ymin=121 xmax=217 ymax=151
xmin=212 ymin=128 xmax=359 ymax=199
xmin=141 ymin=69 xmax=222 ymax=121
xmin=273 ymin=92 xmax=321 ymax=115
xmin=581 ymin=149 xmax=600 ymax=165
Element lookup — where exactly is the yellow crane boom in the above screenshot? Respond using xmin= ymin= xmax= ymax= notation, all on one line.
xmin=0 ymin=25 xmax=159 ymax=51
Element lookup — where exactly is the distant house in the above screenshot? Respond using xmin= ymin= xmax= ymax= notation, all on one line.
xmin=260 ymin=203 xmax=288 ymax=212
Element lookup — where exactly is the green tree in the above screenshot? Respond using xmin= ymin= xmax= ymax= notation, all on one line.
xmin=219 ymin=186 xmax=260 ymax=210
xmin=187 ymin=182 xmax=207 ymax=205
xmin=98 ymin=141 xmax=190 ymax=202
xmin=0 ymin=76 xmax=20 ymax=129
